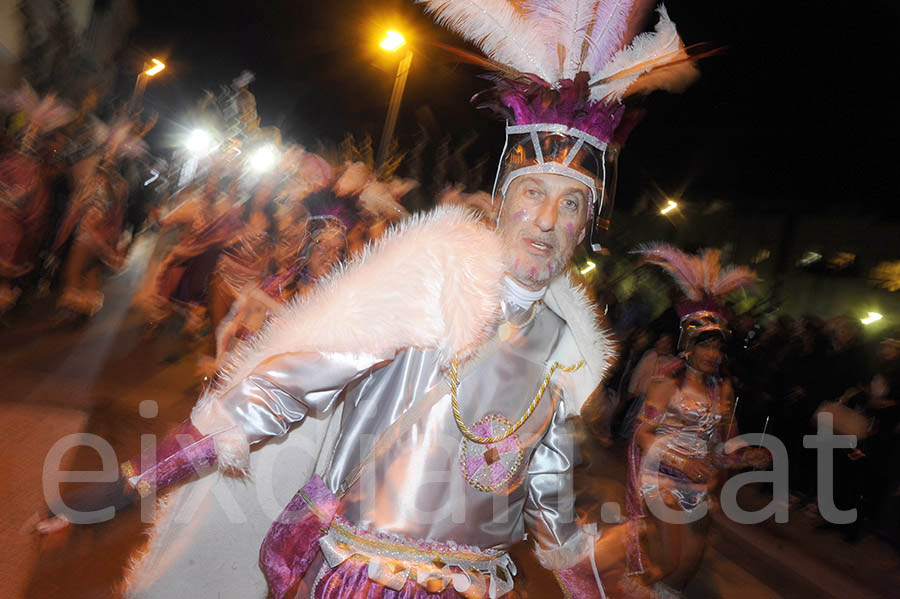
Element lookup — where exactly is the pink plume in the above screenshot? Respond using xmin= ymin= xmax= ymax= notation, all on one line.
xmin=636 ymin=242 xmax=758 ymax=302
xmin=635 ymin=242 xmax=704 ymax=300
xmin=711 ymin=266 xmax=759 ymax=297
xmin=699 ymin=248 xmax=721 ymax=291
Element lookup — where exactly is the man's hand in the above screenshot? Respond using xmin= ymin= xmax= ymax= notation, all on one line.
xmin=681 ymin=458 xmax=717 ymax=484
xmin=30 ymin=513 xmax=71 ymax=535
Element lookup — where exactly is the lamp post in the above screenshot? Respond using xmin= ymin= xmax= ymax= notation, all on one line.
xmin=131 ymin=58 xmax=166 ymax=111
xmin=376 ymin=31 xmax=413 ymax=167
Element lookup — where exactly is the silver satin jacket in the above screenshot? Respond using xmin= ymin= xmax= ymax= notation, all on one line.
xmin=215 ymin=299 xmax=580 ymax=555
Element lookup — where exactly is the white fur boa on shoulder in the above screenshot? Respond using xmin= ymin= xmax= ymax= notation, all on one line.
xmin=191 ymin=205 xmax=614 ymax=473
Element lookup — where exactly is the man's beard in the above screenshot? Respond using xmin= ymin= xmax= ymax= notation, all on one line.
xmin=511 ymin=253 xmax=566 ymax=287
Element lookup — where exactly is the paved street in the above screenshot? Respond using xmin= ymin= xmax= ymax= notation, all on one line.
xmin=1 ymin=234 xmax=898 ymax=598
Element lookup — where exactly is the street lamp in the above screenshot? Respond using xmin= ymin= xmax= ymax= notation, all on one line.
xmin=249 ymin=145 xmax=279 ymax=173
xmin=185 ymin=129 xmax=213 ymax=156
xmin=132 ymin=57 xmax=166 ymax=111
xmin=145 ymin=58 xmax=166 ymax=76
xmin=660 ymin=199 xmax=678 ymax=215
xmin=376 ymin=30 xmax=413 ymax=167
xmin=861 ymin=312 xmax=883 ymax=325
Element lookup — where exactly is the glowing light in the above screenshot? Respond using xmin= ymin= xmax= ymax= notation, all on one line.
xmin=870 ymin=260 xmax=900 ymax=292
xmin=580 ymin=261 xmax=596 ymax=275
xmin=185 ymin=129 xmax=212 ymax=156
xmin=798 ymin=251 xmax=822 ymax=266
xmin=380 ymin=30 xmax=406 ymax=52
xmin=249 ymin=145 xmax=278 ymax=172
xmin=861 ymin=312 xmax=883 ymax=325
xmin=145 ymin=58 xmax=166 ymax=76
xmin=660 ymin=200 xmax=678 ymax=215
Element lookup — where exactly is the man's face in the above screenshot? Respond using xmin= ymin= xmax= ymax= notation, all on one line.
xmin=307 ymin=231 xmax=346 ymax=279
xmin=497 ymin=173 xmax=589 ymax=290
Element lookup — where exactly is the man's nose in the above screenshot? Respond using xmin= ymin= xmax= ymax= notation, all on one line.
xmin=534 ymin=197 xmax=558 ymax=231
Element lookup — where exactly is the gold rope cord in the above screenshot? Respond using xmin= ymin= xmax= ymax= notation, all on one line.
xmin=449 ymin=358 xmax=584 ymax=445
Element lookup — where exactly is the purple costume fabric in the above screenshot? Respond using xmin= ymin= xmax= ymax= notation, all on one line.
xmin=156 ymin=209 xmax=244 ymax=305
xmin=554 ymin=558 xmax=610 ymax=599
xmin=474 ymin=73 xmax=643 ymax=147
xmin=260 ymin=474 xmax=341 ymax=599
xmin=123 ymin=420 xmax=217 ymax=497
xmin=0 ymin=152 xmax=49 ymax=278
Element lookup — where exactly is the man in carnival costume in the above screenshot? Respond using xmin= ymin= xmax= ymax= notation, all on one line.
xmin=36 ymin=2 xmax=699 ymax=597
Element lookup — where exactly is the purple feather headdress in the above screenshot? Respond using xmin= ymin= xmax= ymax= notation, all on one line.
xmin=636 ymin=243 xmax=758 ymax=346
xmin=416 ymin=1 xmax=700 ymax=250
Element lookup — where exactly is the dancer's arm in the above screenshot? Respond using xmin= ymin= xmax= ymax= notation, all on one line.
xmin=35 ymin=350 xmax=388 ymax=533
xmin=523 ymin=399 xmax=627 ymax=597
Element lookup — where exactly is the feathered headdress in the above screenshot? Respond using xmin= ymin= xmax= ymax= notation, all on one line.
xmin=417 ymin=1 xmax=701 ymax=250
xmin=2 ymin=82 xmax=75 ymax=147
xmin=636 ymin=243 xmax=758 ymax=347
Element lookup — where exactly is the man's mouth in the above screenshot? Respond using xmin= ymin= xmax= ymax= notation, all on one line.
xmin=524 ymin=238 xmax=553 ymax=253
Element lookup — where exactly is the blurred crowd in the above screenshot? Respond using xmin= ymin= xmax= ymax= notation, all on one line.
xmin=1 ymin=77 xmax=491 ymax=376
xmin=586 ymin=287 xmax=900 ymax=550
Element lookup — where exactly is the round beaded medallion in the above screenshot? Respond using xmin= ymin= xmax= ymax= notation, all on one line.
xmin=459 ymin=414 xmax=524 ymax=492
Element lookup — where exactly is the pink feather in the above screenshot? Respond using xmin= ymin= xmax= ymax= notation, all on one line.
xmin=711 ymin=266 xmax=759 ymax=297
xmin=636 ymin=243 xmax=758 ymax=302
xmin=635 ymin=243 xmax=704 ymax=300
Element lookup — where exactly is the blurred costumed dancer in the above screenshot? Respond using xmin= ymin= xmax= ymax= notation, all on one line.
xmin=0 ymin=85 xmax=74 ymax=313
xmin=137 ymin=167 xmax=244 ymax=332
xmin=206 ymin=174 xmax=282 ymax=339
xmin=626 ymin=245 xmax=770 ymax=597
xmin=50 ymin=119 xmax=144 ymax=319
xmin=36 ymin=2 xmax=701 ymax=598
xmin=213 ymin=215 xmax=347 ymax=368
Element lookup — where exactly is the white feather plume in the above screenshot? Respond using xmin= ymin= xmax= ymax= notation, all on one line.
xmin=589 ymin=5 xmax=697 ymax=102
xmin=584 ymin=0 xmax=635 ymax=73
xmin=416 ymin=0 xmax=556 ymax=82
xmin=524 ymin=0 xmax=602 ymax=80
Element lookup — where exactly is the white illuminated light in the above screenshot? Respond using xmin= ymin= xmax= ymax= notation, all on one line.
xmin=249 ymin=145 xmax=278 ymax=172
xmin=580 ymin=261 xmax=596 ymax=275
xmin=861 ymin=312 xmax=883 ymax=325
xmin=660 ymin=200 xmax=678 ymax=215
xmin=798 ymin=251 xmax=822 ymax=266
xmin=185 ymin=129 xmax=212 ymax=156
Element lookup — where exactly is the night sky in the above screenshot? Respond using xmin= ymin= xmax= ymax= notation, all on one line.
xmin=128 ymin=0 xmax=900 ymax=217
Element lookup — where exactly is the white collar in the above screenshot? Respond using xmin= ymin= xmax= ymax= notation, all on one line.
xmin=503 ymin=276 xmax=546 ymax=310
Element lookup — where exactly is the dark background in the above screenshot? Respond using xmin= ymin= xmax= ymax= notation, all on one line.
xmin=127 ymin=0 xmax=900 ymax=218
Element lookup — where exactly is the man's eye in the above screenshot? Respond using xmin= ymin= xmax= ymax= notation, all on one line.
xmin=562 ymin=198 xmax=578 ymax=211
xmin=525 ymin=188 xmax=541 ymax=198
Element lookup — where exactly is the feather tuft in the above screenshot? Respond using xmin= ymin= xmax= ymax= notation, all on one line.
xmin=416 ymin=0 xmax=556 ymax=82
xmin=633 ymin=242 xmax=704 ymax=301
xmin=635 ymin=242 xmax=758 ymax=303
xmin=589 ymin=5 xmax=698 ymax=102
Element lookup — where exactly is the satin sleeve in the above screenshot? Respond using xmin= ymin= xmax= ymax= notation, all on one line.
xmin=216 ymin=350 xmax=387 ymax=443
xmin=523 ymin=397 xmax=583 ymax=564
